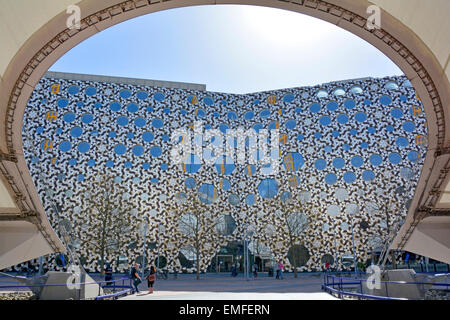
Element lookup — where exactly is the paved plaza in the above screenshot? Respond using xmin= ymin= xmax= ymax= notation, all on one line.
xmin=120 ymin=272 xmax=338 ymax=300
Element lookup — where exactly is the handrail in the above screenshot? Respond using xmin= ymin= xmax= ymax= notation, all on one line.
xmin=322 ymin=272 xmax=450 ymax=300
xmin=95 ymin=289 xmax=132 ymax=300
xmin=0 ymin=276 xmax=133 ymax=300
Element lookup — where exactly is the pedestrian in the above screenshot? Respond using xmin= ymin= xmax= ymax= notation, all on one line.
xmin=130 ymin=263 xmax=142 ymax=293
xmin=252 ymin=263 xmax=258 ymax=279
xmin=105 ymin=263 xmax=113 ymax=285
xmin=278 ymin=261 xmax=284 ymax=280
xmin=231 ymin=265 xmax=237 ymax=277
xmin=275 ymin=261 xmax=280 ymax=279
xmin=145 ymin=266 xmax=156 ymax=294
xmin=324 ymin=262 xmax=330 ymax=273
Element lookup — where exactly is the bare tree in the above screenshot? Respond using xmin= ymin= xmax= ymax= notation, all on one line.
xmin=82 ymin=175 xmax=133 ymax=275
xmin=169 ymin=188 xmax=224 ymax=280
xmin=265 ymin=189 xmax=312 ymax=278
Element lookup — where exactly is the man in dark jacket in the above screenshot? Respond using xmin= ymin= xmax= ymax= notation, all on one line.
xmin=130 ymin=263 xmax=142 ymax=293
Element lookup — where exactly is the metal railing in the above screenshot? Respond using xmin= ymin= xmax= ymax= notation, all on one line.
xmin=322 ymin=272 xmax=450 ymax=300
xmin=0 ymin=275 xmax=133 ymax=300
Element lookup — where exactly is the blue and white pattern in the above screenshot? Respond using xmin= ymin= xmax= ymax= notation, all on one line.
xmin=21 ymin=74 xmax=426 ymax=273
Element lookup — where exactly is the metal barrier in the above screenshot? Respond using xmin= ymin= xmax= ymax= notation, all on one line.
xmin=0 ymin=274 xmax=133 ymax=300
xmin=322 ymin=272 xmax=450 ymax=300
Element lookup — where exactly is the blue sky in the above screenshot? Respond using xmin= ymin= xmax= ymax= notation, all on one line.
xmin=49 ymin=5 xmax=403 ymax=94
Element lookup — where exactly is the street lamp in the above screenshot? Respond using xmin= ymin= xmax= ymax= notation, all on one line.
xmin=140 ymin=222 xmax=149 ymax=280
xmin=332 ymin=217 xmax=338 ymax=271
xmin=157 ymin=223 xmax=164 ymax=273
xmin=349 ymin=209 xmax=357 ymax=276
xmin=244 ymin=224 xmax=249 ymax=281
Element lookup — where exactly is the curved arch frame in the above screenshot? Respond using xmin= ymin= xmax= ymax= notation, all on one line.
xmin=0 ymin=0 xmax=448 ymax=259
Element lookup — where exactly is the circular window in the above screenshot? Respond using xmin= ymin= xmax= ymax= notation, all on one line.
xmin=370 ymin=154 xmax=383 ymax=166
xmin=150 ymin=146 xmax=162 ymax=157
xmin=402 ymin=121 xmax=415 ymax=132
xmin=355 ymin=112 xmax=367 ymax=122
xmin=285 ymin=119 xmax=297 ymax=129
xmin=326 ymin=101 xmax=338 ymax=111
xmin=316 ymin=90 xmax=328 ymax=98
xmin=57 ymin=98 xmax=69 ymax=108
xmin=114 ymin=144 xmax=126 ymax=155
xmin=253 ymin=123 xmax=263 ymax=133
xmin=67 ymin=85 xmax=80 ymax=95
xmin=203 ymin=96 xmax=214 ymax=106
xmin=198 ymin=184 xmax=218 ymax=204
xmin=70 ymin=127 xmax=82 ymax=138
xmin=132 ymin=145 xmax=144 ymax=157
xmin=385 ymin=82 xmax=399 ymax=90
xmin=327 ymin=205 xmax=340 ymax=217
xmin=320 ymin=116 xmax=331 ymax=126
xmin=325 ymin=173 xmax=337 ymax=185
xmin=109 ymin=101 xmax=121 ymax=112
xmin=153 ymin=92 xmax=165 ymax=102
xmin=244 ymin=111 xmax=254 ymax=121
xmin=408 ymin=151 xmax=419 ymax=163
xmin=257 ymin=179 xmax=279 ymax=199
xmin=185 ymin=177 xmax=196 ymax=189
xmin=260 ymin=109 xmax=271 ymax=118
xmin=379 ymin=95 xmax=392 ymax=105
xmin=228 ymin=194 xmax=240 ymax=206
xmin=343 ymin=172 xmax=356 ymax=183
xmin=227 ymin=111 xmax=237 ymax=121
xmin=142 ymin=132 xmax=154 ymax=142
xmin=333 ymin=88 xmax=345 ymax=96
xmin=63 ymin=112 xmax=76 ymax=123
xmin=119 ymin=89 xmax=132 ymax=99
xmin=134 ymin=117 xmax=146 ymax=127
xmin=350 ymin=86 xmax=363 ymax=94
xmin=351 ymin=156 xmax=364 ymax=167
xmin=59 ymin=141 xmax=72 ymax=152
xmin=391 ymin=108 xmax=403 ymax=119
xmin=136 ymin=91 xmax=148 ymax=100
xmin=214 ymin=155 xmax=235 ymax=175
xmin=309 ymin=103 xmax=321 ymax=113
xmin=77 ymin=142 xmax=90 ymax=153
xmin=337 ymin=114 xmax=349 ymax=124
xmin=127 ymin=103 xmax=139 ymax=113
xmin=388 ymin=153 xmax=402 ymax=164
xmin=85 ymin=87 xmax=97 ymax=96
xmin=283 ymin=93 xmax=295 ymax=103
xmin=335 ymin=188 xmax=348 ymax=201
xmin=333 ymin=157 xmax=345 ymax=169
xmin=81 ymin=113 xmax=93 ymax=124
xmin=362 ymin=170 xmax=375 ymax=181
xmin=396 ymin=137 xmax=409 ymax=148
xmin=152 ymin=119 xmax=164 ymax=129
xmin=246 ymin=194 xmax=256 ymax=206
xmin=344 ymin=99 xmax=356 ymax=109
xmin=117 ymin=116 xmax=129 ymax=126
xmin=314 ymin=159 xmax=327 ymax=171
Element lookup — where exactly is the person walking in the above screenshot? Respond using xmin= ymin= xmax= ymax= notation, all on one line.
xmin=130 ymin=263 xmax=142 ymax=293
xmin=252 ymin=263 xmax=258 ymax=279
xmin=105 ymin=263 xmax=113 ymax=285
xmin=231 ymin=264 xmax=237 ymax=277
xmin=277 ymin=261 xmax=284 ymax=280
xmin=275 ymin=261 xmax=280 ymax=279
xmin=146 ymin=266 xmax=156 ymax=294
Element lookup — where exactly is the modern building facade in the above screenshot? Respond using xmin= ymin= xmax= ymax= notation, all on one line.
xmin=14 ymin=71 xmax=427 ymax=273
